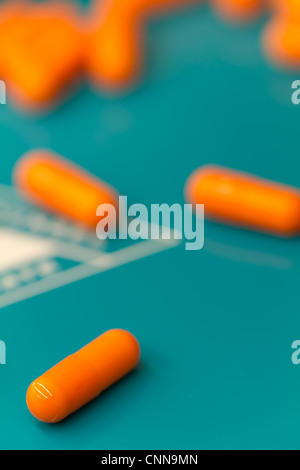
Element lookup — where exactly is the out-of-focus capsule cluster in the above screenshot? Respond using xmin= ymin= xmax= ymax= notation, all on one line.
xmin=0 ymin=0 xmax=202 ymax=112
xmin=0 ymin=0 xmax=299 ymax=113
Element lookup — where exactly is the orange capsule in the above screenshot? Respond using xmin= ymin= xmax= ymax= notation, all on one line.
xmin=185 ymin=165 xmax=300 ymax=236
xmin=128 ymin=0 xmax=201 ymax=15
xmin=13 ymin=150 xmax=119 ymax=229
xmin=27 ymin=329 xmax=140 ymax=423
xmin=85 ymin=0 xmax=201 ymax=91
xmin=86 ymin=5 xmax=144 ymax=91
xmin=263 ymin=16 xmax=300 ymax=69
xmin=0 ymin=1 xmax=83 ymax=111
xmin=211 ymin=0 xmax=264 ymax=22
xmin=269 ymin=0 xmax=300 ymax=19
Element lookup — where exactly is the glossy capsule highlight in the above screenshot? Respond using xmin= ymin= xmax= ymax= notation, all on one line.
xmin=26 ymin=329 xmax=140 ymax=423
xmin=13 ymin=149 xmax=119 ymax=229
xmin=185 ymin=165 xmax=300 ymax=236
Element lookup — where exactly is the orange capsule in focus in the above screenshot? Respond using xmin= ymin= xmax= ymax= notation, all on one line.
xmin=26 ymin=329 xmax=140 ymax=423
xmin=13 ymin=150 xmax=119 ymax=229
xmin=185 ymin=165 xmax=300 ymax=236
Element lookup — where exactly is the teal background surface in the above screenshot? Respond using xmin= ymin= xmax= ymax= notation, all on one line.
xmin=0 ymin=2 xmax=300 ymax=450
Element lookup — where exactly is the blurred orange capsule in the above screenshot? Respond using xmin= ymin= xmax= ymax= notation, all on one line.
xmin=86 ymin=5 xmax=144 ymax=91
xmin=85 ymin=0 xmax=201 ymax=91
xmin=13 ymin=150 xmax=119 ymax=229
xmin=263 ymin=16 xmax=300 ymax=68
xmin=27 ymin=329 xmax=140 ymax=423
xmin=0 ymin=1 xmax=83 ymax=111
xmin=185 ymin=165 xmax=300 ymax=236
xmin=0 ymin=0 xmax=29 ymax=79
xmin=211 ymin=0 xmax=264 ymax=22
xmin=129 ymin=0 xmax=201 ymax=16
xmin=269 ymin=0 xmax=300 ymax=19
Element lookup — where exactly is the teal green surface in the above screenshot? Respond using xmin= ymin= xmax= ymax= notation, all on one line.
xmin=1 ymin=3 xmax=300 ymax=450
